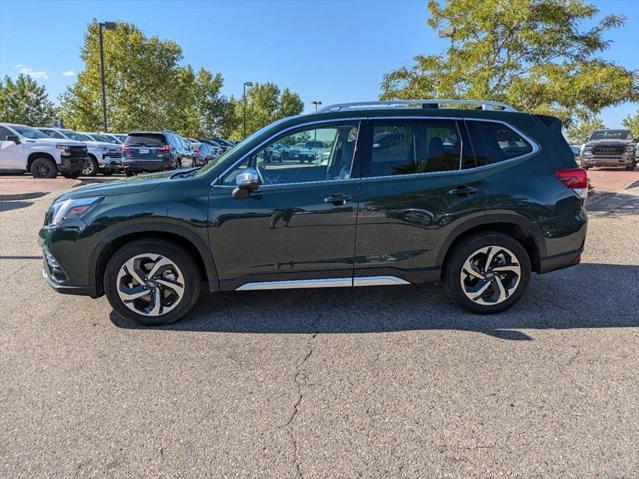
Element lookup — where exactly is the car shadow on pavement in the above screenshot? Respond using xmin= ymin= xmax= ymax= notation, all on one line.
xmin=110 ymin=263 xmax=639 ymax=340
xmin=587 ymin=193 xmax=639 ymax=216
xmin=0 ymin=200 xmax=35 ymax=213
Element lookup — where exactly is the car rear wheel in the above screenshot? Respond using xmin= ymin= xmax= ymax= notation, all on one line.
xmin=83 ymin=156 xmax=98 ymax=176
xmin=104 ymin=240 xmax=201 ymax=326
xmin=445 ymin=232 xmax=531 ymax=314
xmin=31 ymin=157 xmax=57 ymax=178
xmin=626 ymin=162 xmax=636 ymax=171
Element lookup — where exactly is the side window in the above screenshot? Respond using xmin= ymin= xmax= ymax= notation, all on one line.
xmin=0 ymin=126 xmax=12 ymax=140
xmin=367 ymin=120 xmax=462 ymax=177
xmin=466 ymin=121 xmax=534 ymax=166
xmin=223 ymin=123 xmax=359 ymax=186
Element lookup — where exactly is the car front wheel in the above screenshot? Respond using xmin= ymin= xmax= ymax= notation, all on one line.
xmin=104 ymin=240 xmax=201 ymax=326
xmin=82 ymin=156 xmax=99 ymax=176
xmin=445 ymin=233 xmax=531 ymax=314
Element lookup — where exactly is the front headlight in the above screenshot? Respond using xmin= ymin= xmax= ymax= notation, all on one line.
xmin=625 ymin=143 xmax=635 ymax=152
xmin=56 ymin=144 xmax=68 ymax=150
xmin=50 ymin=196 xmax=103 ymax=226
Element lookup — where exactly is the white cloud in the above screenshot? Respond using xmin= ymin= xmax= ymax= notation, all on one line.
xmin=16 ymin=65 xmax=48 ymax=80
xmin=62 ymin=70 xmax=76 ymax=77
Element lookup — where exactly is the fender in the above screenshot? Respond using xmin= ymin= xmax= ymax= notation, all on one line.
xmin=435 ymin=212 xmax=547 ymax=267
xmin=90 ymin=221 xmax=220 ymax=293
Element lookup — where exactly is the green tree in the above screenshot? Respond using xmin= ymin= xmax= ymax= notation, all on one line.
xmin=621 ymin=109 xmax=639 ymax=138
xmin=0 ymin=74 xmax=56 ymax=125
xmin=380 ymin=0 xmax=639 ymax=125
xmin=58 ymin=21 xmax=231 ymax=135
xmin=229 ymin=82 xmax=304 ymax=140
xmin=566 ymin=116 xmax=606 ymax=144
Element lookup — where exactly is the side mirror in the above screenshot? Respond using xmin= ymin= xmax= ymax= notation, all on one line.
xmin=232 ymin=168 xmax=260 ymax=199
xmin=6 ymin=135 xmax=20 ymax=144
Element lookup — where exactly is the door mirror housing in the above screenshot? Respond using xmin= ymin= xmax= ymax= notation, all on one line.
xmin=6 ymin=135 xmax=21 ymax=144
xmin=232 ymin=168 xmax=260 ymax=199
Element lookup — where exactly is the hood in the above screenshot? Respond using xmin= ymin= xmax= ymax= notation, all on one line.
xmin=26 ymin=138 xmax=85 ymax=147
xmin=85 ymin=140 xmax=120 ymax=149
xmin=53 ymin=170 xmax=178 ymax=203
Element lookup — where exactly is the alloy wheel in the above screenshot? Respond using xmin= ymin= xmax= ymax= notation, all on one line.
xmin=459 ymin=246 xmax=521 ymax=306
xmin=116 ymin=253 xmax=185 ymax=316
xmin=82 ymin=160 xmax=96 ymax=176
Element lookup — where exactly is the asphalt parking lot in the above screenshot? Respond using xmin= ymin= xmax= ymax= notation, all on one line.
xmin=1 ymin=176 xmax=638 ymax=478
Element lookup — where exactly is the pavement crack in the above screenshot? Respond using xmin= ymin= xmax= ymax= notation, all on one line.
xmin=286 ymin=312 xmax=321 ymax=479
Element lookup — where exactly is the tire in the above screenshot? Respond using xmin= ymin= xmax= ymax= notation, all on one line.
xmin=82 ymin=156 xmax=99 ymax=177
xmin=104 ymin=239 xmax=201 ymax=326
xmin=61 ymin=171 xmax=81 ymax=179
xmin=101 ymin=169 xmax=113 ymax=176
xmin=124 ymin=169 xmax=135 ymax=177
xmin=31 ymin=157 xmax=57 ymax=178
xmin=444 ymin=232 xmax=531 ymax=314
xmin=176 ymin=158 xmax=182 ymax=169
xmin=626 ymin=162 xmax=636 ymax=171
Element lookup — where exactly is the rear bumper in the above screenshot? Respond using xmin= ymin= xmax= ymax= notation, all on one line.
xmin=123 ymin=159 xmax=172 ymax=172
xmin=538 ymin=249 xmax=583 ymax=274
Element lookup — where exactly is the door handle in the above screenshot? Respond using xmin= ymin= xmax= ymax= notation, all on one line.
xmin=448 ymin=185 xmax=479 ymax=196
xmin=324 ymin=194 xmax=352 ymax=205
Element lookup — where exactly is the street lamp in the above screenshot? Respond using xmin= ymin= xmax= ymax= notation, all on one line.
xmin=243 ymin=81 xmax=253 ymax=139
xmin=98 ymin=21 xmax=117 ymax=132
xmin=312 ymin=100 xmax=322 ymax=111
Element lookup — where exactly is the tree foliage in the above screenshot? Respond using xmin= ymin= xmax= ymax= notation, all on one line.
xmin=58 ymin=21 xmax=232 ymax=137
xmin=228 ymin=82 xmax=304 ymax=140
xmin=566 ymin=115 xmax=605 ymax=144
xmin=380 ymin=0 xmax=639 ymax=125
xmin=621 ymin=109 xmax=639 ymax=138
xmin=0 ymin=74 xmax=56 ymax=126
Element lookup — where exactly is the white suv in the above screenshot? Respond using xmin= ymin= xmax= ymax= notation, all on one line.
xmin=0 ymin=123 xmax=88 ymax=178
xmin=38 ymin=127 xmax=122 ymax=176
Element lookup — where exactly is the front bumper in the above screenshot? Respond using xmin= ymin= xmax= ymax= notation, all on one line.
xmin=582 ymin=155 xmax=634 ymax=167
xmin=99 ymin=153 xmax=123 ymax=170
xmin=58 ymin=156 xmax=87 ymax=174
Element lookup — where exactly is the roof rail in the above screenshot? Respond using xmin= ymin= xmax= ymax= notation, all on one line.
xmin=314 ymin=99 xmax=518 ymax=114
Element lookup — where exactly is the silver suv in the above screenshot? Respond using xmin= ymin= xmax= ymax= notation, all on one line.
xmin=581 ymin=129 xmax=637 ymax=171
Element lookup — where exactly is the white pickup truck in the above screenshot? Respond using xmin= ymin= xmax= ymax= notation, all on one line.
xmin=37 ymin=127 xmax=122 ymax=176
xmin=0 ymin=123 xmax=88 ymax=178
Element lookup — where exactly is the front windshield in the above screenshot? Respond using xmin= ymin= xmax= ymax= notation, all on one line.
xmin=11 ymin=125 xmax=48 ymax=139
xmin=92 ymin=134 xmax=112 ymax=142
xmin=589 ymin=130 xmax=632 ymax=141
xmin=62 ymin=130 xmax=88 ymax=142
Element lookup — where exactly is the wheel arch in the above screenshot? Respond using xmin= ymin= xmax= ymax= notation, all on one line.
xmin=92 ymin=223 xmax=219 ymax=296
xmin=27 ymin=152 xmax=56 ymax=171
xmin=438 ymin=214 xmax=546 ymax=277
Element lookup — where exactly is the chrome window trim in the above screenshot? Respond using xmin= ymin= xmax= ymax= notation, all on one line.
xmin=211 ymin=115 xmax=540 ymax=186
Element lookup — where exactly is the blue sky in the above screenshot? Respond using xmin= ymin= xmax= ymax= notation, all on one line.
xmin=1 ymin=0 xmax=637 ymax=126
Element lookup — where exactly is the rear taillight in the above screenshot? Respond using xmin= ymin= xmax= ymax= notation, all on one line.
xmin=194 ymin=148 xmax=200 ymax=155
xmin=122 ymin=145 xmax=131 ymax=152
xmin=158 ymin=144 xmax=173 ymax=152
xmin=556 ymin=168 xmax=588 ymax=199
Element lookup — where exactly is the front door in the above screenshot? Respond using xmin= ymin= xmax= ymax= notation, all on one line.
xmin=0 ymin=126 xmax=25 ymax=170
xmin=354 ymin=118 xmax=485 ymax=283
xmin=209 ymin=121 xmax=363 ymax=291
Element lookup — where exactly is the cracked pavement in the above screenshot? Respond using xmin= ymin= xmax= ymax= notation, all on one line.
xmin=1 ymin=187 xmax=638 ymax=478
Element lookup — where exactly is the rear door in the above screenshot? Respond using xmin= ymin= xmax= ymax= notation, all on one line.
xmin=0 ymin=126 xmax=25 ymax=169
xmin=354 ymin=118 xmax=485 ymax=283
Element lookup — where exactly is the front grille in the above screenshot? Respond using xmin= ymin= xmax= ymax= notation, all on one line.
xmin=592 ymin=145 xmax=625 ymax=156
xmin=108 ymin=151 xmax=122 ymax=158
xmin=67 ymin=145 xmax=88 ymax=158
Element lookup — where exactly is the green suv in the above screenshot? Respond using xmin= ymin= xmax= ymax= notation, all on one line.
xmin=39 ymin=100 xmax=588 ymax=325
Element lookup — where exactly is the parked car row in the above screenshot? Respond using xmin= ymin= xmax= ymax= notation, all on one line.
xmin=0 ymin=122 xmax=235 ymax=178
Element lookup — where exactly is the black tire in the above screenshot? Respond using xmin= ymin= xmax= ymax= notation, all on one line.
xmin=31 ymin=157 xmax=57 ymax=178
xmin=82 ymin=156 xmax=99 ymax=177
xmin=124 ymin=169 xmax=135 ymax=177
xmin=61 ymin=171 xmax=81 ymax=179
xmin=444 ymin=232 xmax=531 ymax=314
xmin=101 ymin=169 xmax=113 ymax=176
xmin=176 ymin=158 xmax=182 ymax=169
xmin=104 ymin=239 xmax=201 ymax=326
xmin=626 ymin=162 xmax=636 ymax=171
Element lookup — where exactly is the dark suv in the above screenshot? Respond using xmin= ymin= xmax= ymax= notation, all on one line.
xmin=122 ymin=131 xmax=193 ymax=176
xmin=39 ymin=100 xmax=588 ymax=326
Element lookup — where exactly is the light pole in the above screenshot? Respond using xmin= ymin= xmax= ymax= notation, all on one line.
xmin=98 ymin=21 xmax=117 ymax=132
xmin=243 ymin=81 xmax=253 ymax=139
xmin=311 ymin=101 xmax=322 ymax=139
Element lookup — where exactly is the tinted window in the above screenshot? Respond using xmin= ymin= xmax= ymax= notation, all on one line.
xmin=223 ymin=123 xmax=359 ymax=185
xmin=0 ymin=126 xmax=12 ymax=140
xmin=125 ymin=133 xmax=166 ymax=146
xmin=367 ymin=120 xmax=462 ymax=177
xmin=589 ymin=130 xmax=632 ymax=141
xmin=467 ymin=121 xmax=533 ymax=166
xmin=11 ymin=125 xmax=48 ymax=139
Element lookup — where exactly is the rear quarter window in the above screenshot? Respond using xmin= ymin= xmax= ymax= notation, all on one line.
xmin=466 ymin=121 xmax=534 ymax=166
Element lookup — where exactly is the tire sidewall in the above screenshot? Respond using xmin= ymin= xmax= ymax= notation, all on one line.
xmin=445 ymin=233 xmax=531 ymax=314
xmin=31 ymin=158 xmax=57 ymax=178
xmin=83 ymin=156 xmax=98 ymax=176
xmin=104 ymin=240 xmax=201 ymax=326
